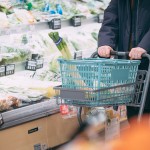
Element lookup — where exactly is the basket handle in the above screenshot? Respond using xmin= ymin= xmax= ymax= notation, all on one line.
xmin=91 ymin=51 xmax=150 ymax=60
xmin=111 ymin=51 xmax=150 ymax=60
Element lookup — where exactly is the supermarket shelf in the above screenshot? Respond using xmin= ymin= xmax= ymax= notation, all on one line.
xmin=3 ymin=48 xmax=97 ymax=74
xmin=0 ymin=15 xmax=101 ymax=36
xmin=0 ymin=99 xmax=59 ymax=130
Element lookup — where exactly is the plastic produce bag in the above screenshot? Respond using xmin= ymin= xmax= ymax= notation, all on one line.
xmin=0 ymin=94 xmax=21 ymax=111
xmin=60 ymin=105 xmax=77 ymax=119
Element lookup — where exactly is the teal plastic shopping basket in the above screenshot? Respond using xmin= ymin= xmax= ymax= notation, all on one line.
xmin=57 ymin=58 xmax=141 ymax=106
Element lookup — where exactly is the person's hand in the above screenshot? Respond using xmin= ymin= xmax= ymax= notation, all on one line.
xmin=98 ymin=46 xmax=113 ymax=58
xmin=129 ymin=47 xmax=146 ymax=59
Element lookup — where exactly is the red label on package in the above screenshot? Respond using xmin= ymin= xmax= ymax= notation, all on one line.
xmin=60 ymin=105 xmax=69 ymax=115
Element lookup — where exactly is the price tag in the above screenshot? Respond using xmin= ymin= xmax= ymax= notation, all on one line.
xmin=50 ymin=18 xmax=61 ymax=30
xmin=98 ymin=14 xmax=104 ymax=23
xmin=0 ymin=65 xmax=5 ymax=77
xmin=36 ymin=59 xmax=43 ymax=65
xmin=25 ymin=60 xmax=37 ymax=71
xmin=36 ymin=59 xmax=44 ymax=69
xmin=6 ymin=64 xmax=15 ymax=71
xmin=71 ymin=16 xmax=81 ymax=27
xmin=74 ymin=51 xmax=82 ymax=59
xmin=5 ymin=64 xmax=15 ymax=76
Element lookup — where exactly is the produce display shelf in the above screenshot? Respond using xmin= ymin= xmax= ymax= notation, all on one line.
xmin=0 ymin=15 xmax=102 ymax=36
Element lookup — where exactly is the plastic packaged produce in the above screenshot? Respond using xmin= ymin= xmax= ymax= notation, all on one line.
xmin=14 ymin=9 xmax=36 ymax=24
xmin=25 ymin=90 xmax=46 ymax=102
xmin=0 ymin=94 xmax=20 ymax=111
xmin=29 ymin=87 xmax=56 ymax=98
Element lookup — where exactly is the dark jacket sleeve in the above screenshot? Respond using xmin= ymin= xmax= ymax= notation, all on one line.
xmin=138 ymin=29 xmax=150 ymax=52
xmin=98 ymin=0 xmax=119 ymax=49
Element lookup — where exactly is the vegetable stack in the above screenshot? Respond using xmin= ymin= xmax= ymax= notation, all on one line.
xmin=48 ymin=32 xmax=72 ymax=60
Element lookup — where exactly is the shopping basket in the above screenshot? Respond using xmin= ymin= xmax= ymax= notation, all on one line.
xmin=56 ymin=56 xmax=140 ymax=106
xmin=54 ymin=51 xmax=150 ymax=123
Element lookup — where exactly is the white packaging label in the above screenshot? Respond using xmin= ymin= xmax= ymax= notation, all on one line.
xmin=0 ymin=66 xmax=5 ymax=73
xmin=6 ymin=65 xmax=15 ymax=71
xmin=105 ymin=117 xmax=120 ymax=141
xmin=28 ymin=61 xmax=36 ymax=67
xmin=37 ymin=59 xmax=43 ymax=65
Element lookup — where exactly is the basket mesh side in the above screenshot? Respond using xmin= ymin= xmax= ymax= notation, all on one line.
xmin=58 ymin=59 xmax=140 ymax=106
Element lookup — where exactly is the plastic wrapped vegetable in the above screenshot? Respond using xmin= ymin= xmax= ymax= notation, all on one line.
xmin=48 ymin=32 xmax=72 ymax=60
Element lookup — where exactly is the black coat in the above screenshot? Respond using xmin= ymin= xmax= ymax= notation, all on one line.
xmin=98 ymin=0 xmax=150 ymax=109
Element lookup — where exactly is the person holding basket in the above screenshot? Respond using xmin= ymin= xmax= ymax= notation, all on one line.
xmin=98 ymin=0 xmax=150 ymax=119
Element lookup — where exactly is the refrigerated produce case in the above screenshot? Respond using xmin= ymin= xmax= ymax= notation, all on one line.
xmin=0 ymin=0 xmax=111 ymax=149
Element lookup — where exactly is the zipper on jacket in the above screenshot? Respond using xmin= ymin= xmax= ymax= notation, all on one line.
xmin=132 ymin=0 xmax=139 ymax=47
xmin=136 ymin=0 xmax=140 ymax=46
xmin=127 ymin=0 xmax=132 ymax=51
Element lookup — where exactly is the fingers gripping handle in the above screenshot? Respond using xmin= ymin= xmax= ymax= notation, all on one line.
xmin=111 ymin=51 xmax=150 ymax=60
xmin=91 ymin=51 xmax=129 ymax=58
xmin=91 ymin=51 xmax=150 ymax=60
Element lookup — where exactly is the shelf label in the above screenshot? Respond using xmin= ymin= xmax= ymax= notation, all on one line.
xmin=36 ymin=59 xmax=43 ymax=65
xmin=0 ymin=66 xmax=5 ymax=72
xmin=28 ymin=61 xmax=37 ymax=67
xmin=72 ymin=16 xmax=81 ymax=27
xmin=50 ymin=18 xmax=61 ymax=30
xmin=36 ymin=59 xmax=44 ymax=69
xmin=0 ymin=66 xmax=5 ymax=77
xmin=6 ymin=64 xmax=15 ymax=71
xmin=25 ymin=60 xmax=37 ymax=71
xmin=74 ymin=51 xmax=82 ymax=59
xmin=5 ymin=64 xmax=15 ymax=76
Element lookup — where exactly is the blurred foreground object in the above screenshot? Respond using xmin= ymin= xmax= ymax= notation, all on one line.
xmin=111 ymin=115 xmax=150 ymax=150
xmin=60 ymin=115 xmax=150 ymax=150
